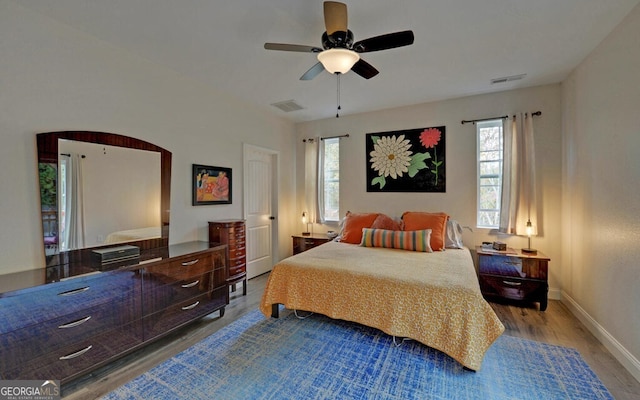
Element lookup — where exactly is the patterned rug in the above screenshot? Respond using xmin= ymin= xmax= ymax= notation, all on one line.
xmin=102 ymin=308 xmax=613 ymax=400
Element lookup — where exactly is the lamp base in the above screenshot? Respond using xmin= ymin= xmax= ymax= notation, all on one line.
xmin=301 ymin=232 xmax=311 ymax=236
xmin=522 ymin=248 xmax=537 ymax=254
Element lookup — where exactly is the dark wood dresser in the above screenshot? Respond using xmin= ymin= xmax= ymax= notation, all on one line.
xmin=208 ymin=220 xmax=247 ymax=296
xmin=477 ymin=246 xmax=550 ymax=311
xmin=292 ymin=234 xmax=330 ymax=255
xmin=0 ymin=241 xmax=227 ymax=384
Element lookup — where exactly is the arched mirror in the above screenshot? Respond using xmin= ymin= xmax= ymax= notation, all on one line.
xmin=37 ymin=131 xmax=171 ymax=265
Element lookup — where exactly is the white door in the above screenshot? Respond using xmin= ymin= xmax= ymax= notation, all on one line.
xmin=243 ymin=144 xmax=278 ymax=278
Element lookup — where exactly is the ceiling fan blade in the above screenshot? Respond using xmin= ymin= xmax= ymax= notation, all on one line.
xmin=353 ymin=30 xmax=415 ymax=53
xmin=300 ymin=62 xmax=326 ymax=81
xmin=324 ymin=1 xmax=348 ymax=35
xmin=351 ymin=59 xmax=379 ymax=79
xmin=264 ymin=43 xmax=322 ymax=53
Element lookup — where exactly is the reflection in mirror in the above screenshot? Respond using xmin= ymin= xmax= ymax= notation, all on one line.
xmin=57 ymin=140 xmax=161 ymax=251
xmin=37 ymin=131 xmax=171 ymax=260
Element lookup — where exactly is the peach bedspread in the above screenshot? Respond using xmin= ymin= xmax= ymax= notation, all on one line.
xmin=260 ymin=241 xmax=504 ymax=370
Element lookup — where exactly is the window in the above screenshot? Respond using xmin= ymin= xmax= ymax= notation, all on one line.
xmin=477 ymin=120 xmax=504 ymax=228
xmin=321 ymin=138 xmax=340 ymax=222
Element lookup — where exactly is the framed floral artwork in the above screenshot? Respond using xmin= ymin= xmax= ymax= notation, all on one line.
xmin=366 ymin=126 xmax=446 ymax=192
xmin=192 ymin=164 xmax=232 ymax=205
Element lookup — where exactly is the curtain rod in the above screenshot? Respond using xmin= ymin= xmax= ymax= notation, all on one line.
xmin=303 ymin=134 xmax=349 ymax=142
xmin=461 ymin=111 xmax=542 ymax=125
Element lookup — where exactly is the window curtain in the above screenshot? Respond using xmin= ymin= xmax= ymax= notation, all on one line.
xmin=304 ymin=138 xmax=321 ymax=224
xmin=499 ymin=113 xmax=538 ymax=235
xmin=61 ymin=153 xmax=86 ymax=250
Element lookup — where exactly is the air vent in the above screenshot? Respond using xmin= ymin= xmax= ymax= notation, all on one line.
xmin=490 ymin=74 xmax=526 ymax=84
xmin=271 ymin=100 xmax=304 ymax=112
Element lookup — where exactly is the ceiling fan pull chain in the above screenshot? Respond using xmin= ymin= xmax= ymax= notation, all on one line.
xmin=336 ymin=72 xmax=341 ymax=118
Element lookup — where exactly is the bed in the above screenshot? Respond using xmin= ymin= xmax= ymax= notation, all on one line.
xmin=259 ymin=240 xmax=505 ymax=371
xmin=105 ymin=226 xmax=161 ymax=244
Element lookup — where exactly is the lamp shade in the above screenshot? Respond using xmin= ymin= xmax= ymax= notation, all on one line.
xmin=317 ymin=48 xmax=360 ymax=74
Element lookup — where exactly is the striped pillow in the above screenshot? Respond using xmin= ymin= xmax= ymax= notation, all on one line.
xmin=360 ymin=228 xmax=433 ymax=252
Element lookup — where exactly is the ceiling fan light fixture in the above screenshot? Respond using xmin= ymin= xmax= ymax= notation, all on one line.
xmin=317 ymin=48 xmax=360 ymax=74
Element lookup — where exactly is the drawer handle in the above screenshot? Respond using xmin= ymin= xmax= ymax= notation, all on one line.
xmin=182 ymin=301 xmax=200 ymax=311
xmin=59 ymin=345 xmax=93 ymax=360
xmin=58 ymin=316 xmax=92 ymax=329
xmin=502 ymin=280 xmax=522 ymax=286
xmin=58 ymin=286 xmax=90 ymax=296
xmin=181 ymin=280 xmax=200 ymax=288
xmin=181 ymin=259 xmax=199 ymax=267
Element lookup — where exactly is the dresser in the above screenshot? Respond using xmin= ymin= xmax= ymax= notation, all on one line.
xmin=292 ymin=234 xmax=330 ymax=255
xmin=0 ymin=241 xmax=227 ymax=384
xmin=476 ymin=247 xmax=550 ymax=311
xmin=209 ymin=220 xmax=247 ymax=296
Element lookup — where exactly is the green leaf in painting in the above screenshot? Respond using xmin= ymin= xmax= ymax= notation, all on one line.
xmin=407 ymin=152 xmax=430 ymax=178
xmin=371 ymin=136 xmax=381 ymax=144
xmin=371 ymin=176 xmax=386 ymax=189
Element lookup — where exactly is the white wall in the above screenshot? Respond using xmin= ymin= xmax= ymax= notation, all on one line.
xmin=295 ymin=84 xmax=564 ymax=294
xmin=0 ymin=0 xmax=296 ymax=275
xmin=561 ymin=3 xmax=640 ymax=379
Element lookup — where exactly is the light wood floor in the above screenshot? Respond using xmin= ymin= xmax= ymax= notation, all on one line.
xmin=63 ymin=273 xmax=640 ymax=399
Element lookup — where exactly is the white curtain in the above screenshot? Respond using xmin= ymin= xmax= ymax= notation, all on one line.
xmin=499 ymin=113 xmax=538 ymax=235
xmin=304 ymin=138 xmax=321 ymax=224
xmin=61 ymin=153 xmax=86 ymax=250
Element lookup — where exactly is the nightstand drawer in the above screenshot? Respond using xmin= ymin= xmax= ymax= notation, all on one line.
xmin=478 ymin=254 xmax=547 ymax=280
xmin=292 ymin=235 xmax=330 ymax=254
xmin=479 ymin=275 xmax=546 ymax=301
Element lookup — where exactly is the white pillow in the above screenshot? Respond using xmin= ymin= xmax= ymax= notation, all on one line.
xmin=445 ymin=219 xmax=464 ymax=249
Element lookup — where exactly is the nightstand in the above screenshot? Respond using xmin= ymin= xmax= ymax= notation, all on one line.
xmin=292 ymin=235 xmax=330 ymax=255
xmin=476 ymin=246 xmax=550 ymax=311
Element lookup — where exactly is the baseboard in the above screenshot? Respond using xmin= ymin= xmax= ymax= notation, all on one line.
xmin=561 ymin=291 xmax=640 ymax=383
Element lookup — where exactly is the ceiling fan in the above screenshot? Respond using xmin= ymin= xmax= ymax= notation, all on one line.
xmin=264 ymin=1 xmax=414 ymax=80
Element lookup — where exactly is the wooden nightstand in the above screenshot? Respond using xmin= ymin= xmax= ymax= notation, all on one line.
xmin=292 ymin=235 xmax=330 ymax=255
xmin=476 ymin=246 xmax=550 ymax=311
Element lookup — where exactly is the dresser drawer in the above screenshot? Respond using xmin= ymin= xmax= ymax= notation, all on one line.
xmin=0 ymin=292 xmax=139 ymax=371
xmin=142 ymin=291 xmax=226 ymax=341
xmin=142 ymin=271 xmax=214 ymax=315
xmin=143 ymin=254 xmax=213 ymax=284
xmin=226 ymin=225 xmax=245 ymax=238
xmin=228 ymin=244 xmax=246 ymax=259
xmin=0 ymin=270 xmax=139 ymax=335
xmin=228 ymin=264 xmax=246 ymax=280
xmin=1 ymin=321 xmax=142 ymax=382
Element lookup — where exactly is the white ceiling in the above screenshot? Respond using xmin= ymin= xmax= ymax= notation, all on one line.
xmin=18 ymin=0 xmax=640 ymax=122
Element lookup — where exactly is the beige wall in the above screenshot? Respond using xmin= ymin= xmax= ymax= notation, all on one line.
xmin=295 ymin=84 xmax=564 ymax=295
xmin=561 ymin=3 xmax=640 ymax=379
xmin=0 ymin=1 xmax=297 ymax=275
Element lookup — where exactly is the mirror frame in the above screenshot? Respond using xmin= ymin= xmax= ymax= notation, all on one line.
xmin=37 ymin=131 xmax=171 ymax=266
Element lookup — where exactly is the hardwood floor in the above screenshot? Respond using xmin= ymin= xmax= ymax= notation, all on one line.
xmin=63 ymin=273 xmax=640 ymax=399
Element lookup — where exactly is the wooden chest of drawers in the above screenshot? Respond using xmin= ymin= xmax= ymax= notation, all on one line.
xmin=476 ymin=247 xmax=550 ymax=311
xmin=209 ymin=220 xmax=247 ymax=296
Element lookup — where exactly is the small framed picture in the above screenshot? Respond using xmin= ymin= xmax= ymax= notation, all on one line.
xmin=192 ymin=164 xmax=232 ymax=205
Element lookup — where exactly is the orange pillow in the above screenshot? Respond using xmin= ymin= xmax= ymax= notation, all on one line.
xmin=401 ymin=211 xmax=449 ymax=251
xmin=340 ymin=212 xmax=379 ymax=244
xmin=371 ymin=213 xmax=403 ymax=231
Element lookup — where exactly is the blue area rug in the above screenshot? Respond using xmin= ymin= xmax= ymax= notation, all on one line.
xmin=102 ymin=308 xmax=613 ymax=399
